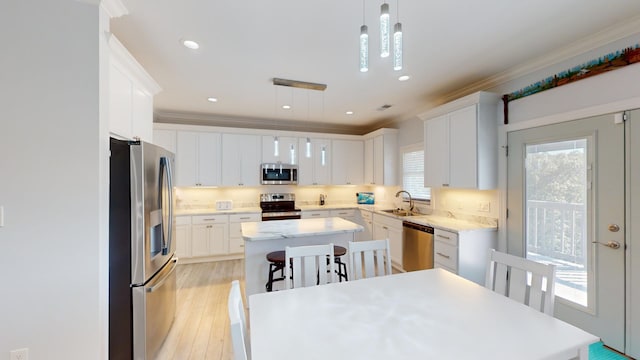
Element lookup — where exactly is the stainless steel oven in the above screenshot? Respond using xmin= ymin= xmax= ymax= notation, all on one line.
xmin=260 ymin=193 xmax=301 ymax=221
xmin=261 ymin=163 xmax=298 ymax=185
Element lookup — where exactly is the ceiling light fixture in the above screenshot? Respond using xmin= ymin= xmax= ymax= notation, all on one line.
xmin=398 ymin=75 xmax=410 ymax=81
xmin=380 ymin=2 xmax=390 ymax=58
xmin=182 ymin=39 xmax=200 ymax=50
xmin=359 ymin=0 xmax=369 ymax=73
xmin=282 ymin=104 xmax=291 ymax=110
xmin=346 ymin=111 xmax=354 ymax=115
xmin=207 ymin=97 xmax=218 ymax=102
xmin=393 ymin=0 xmax=403 ymax=71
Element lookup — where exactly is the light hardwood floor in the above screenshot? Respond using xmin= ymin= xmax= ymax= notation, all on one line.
xmin=156 ymin=259 xmax=245 ymax=360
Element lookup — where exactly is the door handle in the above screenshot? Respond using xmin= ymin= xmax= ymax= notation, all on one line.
xmin=592 ymin=240 xmax=622 ymax=249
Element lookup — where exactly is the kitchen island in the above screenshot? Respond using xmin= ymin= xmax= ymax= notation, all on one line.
xmin=242 ymin=217 xmax=363 ymax=300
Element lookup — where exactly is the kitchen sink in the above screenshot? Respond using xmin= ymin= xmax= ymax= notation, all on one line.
xmin=381 ymin=209 xmax=418 ymax=216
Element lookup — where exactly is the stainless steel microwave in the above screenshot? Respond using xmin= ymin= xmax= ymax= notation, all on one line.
xmin=261 ymin=163 xmax=298 ymax=185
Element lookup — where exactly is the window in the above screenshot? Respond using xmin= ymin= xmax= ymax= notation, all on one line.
xmin=402 ymin=144 xmax=430 ymax=201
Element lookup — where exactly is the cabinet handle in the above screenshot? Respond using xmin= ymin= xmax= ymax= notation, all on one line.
xmin=436 ymin=252 xmax=450 ymax=259
xmin=383 ymin=226 xmax=388 ymax=230
xmin=311 ymin=214 xmax=320 ymax=217
xmin=207 ymin=225 xmax=212 ymax=228
xmin=203 ymin=218 xmax=217 ymax=221
xmin=239 ymin=217 xmax=250 ymax=220
xmin=437 ymin=234 xmax=451 ymax=240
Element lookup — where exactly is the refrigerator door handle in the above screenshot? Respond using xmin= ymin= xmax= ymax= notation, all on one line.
xmin=146 ymin=258 xmax=177 ymax=293
xmin=159 ymin=156 xmax=173 ymax=256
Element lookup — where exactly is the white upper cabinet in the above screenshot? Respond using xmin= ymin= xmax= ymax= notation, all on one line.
xmin=222 ymin=133 xmax=261 ymax=186
xmin=108 ymin=35 xmax=160 ymax=142
xmin=261 ymin=135 xmax=298 ymax=164
xmin=175 ymin=131 xmax=221 ymax=187
xmin=421 ymin=91 xmax=498 ymax=190
xmin=153 ymin=129 xmax=176 ymax=153
xmin=331 ymin=139 xmax=364 ymax=185
xmin=363 ymin=129 xmax=398 ymax=186
xmin=298 ymin=137 xmax=332 ymax=185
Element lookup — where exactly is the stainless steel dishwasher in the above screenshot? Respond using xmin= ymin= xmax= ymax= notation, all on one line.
xmin=402 ymin=221 xmax=434 ymax=271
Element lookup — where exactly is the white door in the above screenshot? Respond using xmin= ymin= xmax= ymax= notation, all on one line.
xmin=506 ymin=113 xmax=625 ymax=351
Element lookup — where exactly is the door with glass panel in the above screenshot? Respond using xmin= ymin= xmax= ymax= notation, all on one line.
xmin=506 ymin=113 xmax=625 ymax=351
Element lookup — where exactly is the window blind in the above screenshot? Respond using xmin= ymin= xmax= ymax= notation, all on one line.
xmin=402 ymin=147 xmax=431 ymax=201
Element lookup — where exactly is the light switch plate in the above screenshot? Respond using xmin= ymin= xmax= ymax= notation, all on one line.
xmin=215 ymin=200 xmax=233 ymax=210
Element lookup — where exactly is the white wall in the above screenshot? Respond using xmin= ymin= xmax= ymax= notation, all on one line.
xmin=0 ymin=1 xmax=107 ymax=359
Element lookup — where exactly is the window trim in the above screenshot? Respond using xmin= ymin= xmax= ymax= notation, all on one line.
xmin=400 ymin=143 xmax=431 ymax=204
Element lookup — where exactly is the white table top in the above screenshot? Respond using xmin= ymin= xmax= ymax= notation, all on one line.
xmin=249 ymin=268 xmax=598 ymax=360
xmin=241 ymin=217 xmax=363 ymax=241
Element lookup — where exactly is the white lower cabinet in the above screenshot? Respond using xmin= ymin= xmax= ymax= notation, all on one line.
xmin=229 ymin=213 xmax=261 ymax=254
xmin=434 ymin=228 xmax=496 ymax=285
xmin=175 ymin=216 xmax=192 ymax=258
xmin=372 ymin=213 xmax=403 ymax=268
xmin=191 ymin=215 xmax=229 ymax=256
xmin=356 ymin=210 xmax=373 ymax=242
xmin=301 ymin=210 xmax=330 ymax=219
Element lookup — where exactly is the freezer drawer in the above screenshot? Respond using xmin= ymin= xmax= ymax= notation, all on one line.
xmin=132 ymin=258 xmax=177 ymax=360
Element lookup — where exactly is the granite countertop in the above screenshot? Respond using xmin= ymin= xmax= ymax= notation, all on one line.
xmin=241 ymin=217 xmax=364 ymax=241
xmin=175 ymin=207 xmax=262 ymax=216
xmin=402 ymin=215 xmax=497 ymax=233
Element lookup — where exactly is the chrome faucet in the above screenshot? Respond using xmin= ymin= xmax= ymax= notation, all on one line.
xmin=395 ymin=190 xmax=414 ymax=212
xmin=319 ymin=193 xmax=326 ymax=206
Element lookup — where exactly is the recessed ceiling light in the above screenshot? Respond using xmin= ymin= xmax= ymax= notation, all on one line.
xmin=282 ymin=105 xmax=291 ymax=110
xmin=346 ymin=111 xmax=354 ymax=115
xmin=182 ymin=39 xmax=200 ymax=50
xmin=398 ymin=75 xmax=410 ymax=81
xmin=207 ymin=97 xmax=218 ymax=103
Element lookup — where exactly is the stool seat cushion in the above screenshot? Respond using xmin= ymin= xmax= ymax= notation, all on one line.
xmin=266 ymin=250 xmax=286 ymax=263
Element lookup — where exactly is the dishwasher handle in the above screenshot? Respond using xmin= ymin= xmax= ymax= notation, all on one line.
xmin=402 ymin=221 xmax=434 ymax=234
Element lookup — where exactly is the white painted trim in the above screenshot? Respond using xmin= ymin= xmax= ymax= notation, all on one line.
xmin=108 ymin=33 xmax=161 ymax=95
xmin=100 ymin=0 xmax=128 ymax=18
xmin=417 ymin=91 xmax=500 ymax=121
xmin=362 ymin=127 xmax=398 ymax=139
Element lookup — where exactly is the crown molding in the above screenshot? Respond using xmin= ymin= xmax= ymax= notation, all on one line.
xmin=101 ymin=0 xmax=128 ymax=18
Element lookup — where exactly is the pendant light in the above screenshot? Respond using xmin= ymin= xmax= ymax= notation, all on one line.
xmin=393 ymin=0 xmax=402 ymax=71
xmin=274 ymin=136 xmax=279 ymax=157
xmin=306 ymin=137 xmax=312 ymax=158
xmin=359 ymin=0 xmax=369 ymax=72
xmin=380 ymin=2 xmax=390 ymax=58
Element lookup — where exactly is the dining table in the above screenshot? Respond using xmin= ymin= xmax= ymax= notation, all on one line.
xmin=249 ymin=268 xmax=599 ymax=360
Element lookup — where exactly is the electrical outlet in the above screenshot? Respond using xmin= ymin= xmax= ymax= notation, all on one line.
xmin=10 ymin=348 xmax=28 ymax=360
xmin=478 ymin=201 xmax=491 ymax=212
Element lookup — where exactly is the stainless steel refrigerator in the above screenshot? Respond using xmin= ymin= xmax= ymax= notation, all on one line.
xmin=109 ymin=138 xmax=177 ymax=360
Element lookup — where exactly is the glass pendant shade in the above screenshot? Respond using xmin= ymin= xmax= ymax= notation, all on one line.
xmin=321 ymin=145 xmax=327 ymax=166
xmin=306 ymin=137 xmax=312 ymax=158
xmin=380 ymin=3 xmax=390 ymax=58
xmin=393 ymin=22 xmax=403 ymax=70
xmin=290 ymin=144 xmax=295 ymax=164
xmin=360 ymin=25 xmax=369 ymax=72
xmin=273 ymin=136 xmax=279 ymax=157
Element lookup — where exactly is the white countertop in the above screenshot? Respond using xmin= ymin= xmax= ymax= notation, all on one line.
xmin=175 ymin=206 xmax=261 ymax=216
xmin=403 ymin=215 xmax=497 ymax=233
xmin=249 ymin=268 xmax=597 ymax=360
xmin=241 ymin=217 xmax=363 ymax=241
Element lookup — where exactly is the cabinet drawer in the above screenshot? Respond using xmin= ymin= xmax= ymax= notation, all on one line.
xmin=229 ymin=213 xmax=261 ymax=223
xmin=360 ymin=210 xmax=372 ymax=221
xmin=192 ymin=214 xmax=228 ymax=225
xmin=176 ymin=216 xmax=191 ymax=225
xmin=302 ymin=210 xmax=330 ymax=218
xmin=330 ymin=209 xmax=355 ymax=217
xmin=434 ymin=228 xmax=458 ymax=246
xmin=434 ymin=242 xmax=457 ymax=270
xmin=372 ymin=213 xmax=402 ymax=229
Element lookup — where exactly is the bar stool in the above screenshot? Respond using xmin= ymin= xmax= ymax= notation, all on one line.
xmin=333 ymin=245 xmax=348 ymax=282
xmin=265 ymin=250 xmax=286 ymax=292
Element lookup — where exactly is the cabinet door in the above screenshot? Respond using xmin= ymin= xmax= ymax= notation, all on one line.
xmin=198 ymin=132 xmax=221 ymax=186
xmin=109 ymin=64 xmax=133 ymax=139
xmin=262 ymin=135 xmax=298 ymax=164
xmin=191 ymin=224 xmax=210 ymax=257
xmin=222 ymin=134 xmax=261 ymax=186
xmin=364 ymin=138 xmax=374 ymax=184
xmin=424 ymin=114 xmax=449 ymax=187
xmin=176 ymin=131 xmax=198 ymax=186
xmin=449 ymin=105 xmax=478 ymax=188
xmin=175 ymin=224 xmax=192 ymax=258
xmin=131 ymin=86 xmax=153 ymax=142
xmin=297 ymin=138 xmax=331 ymax=185
xmin=332 ymin=140 xmax=364 ymax=185
xmin=388 ymin=226 xmax=403 ymax=267
xmin=373 ymin=135 xmax=385 ymax=185
xmin=209 ymin=223 xmax=228 ymax=255
xmin=153 ymin=129 xmax=176 ymax=153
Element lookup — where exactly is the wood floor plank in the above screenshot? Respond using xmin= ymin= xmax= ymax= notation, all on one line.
xmin=155 ymin=259 xmax=245 ymax=360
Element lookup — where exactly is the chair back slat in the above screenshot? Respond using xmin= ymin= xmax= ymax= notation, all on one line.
xmin=348 ymin=239 xmax=392 ymax=280
xmin=285 ymin=244 xmax=336 ymax=289
xmin=485 ymin=249 xmax=557 ymax=316
xmin=228 ymin=280 xmax=250 ymax=360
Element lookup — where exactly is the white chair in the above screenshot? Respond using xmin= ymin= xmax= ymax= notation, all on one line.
xmin=485 ymin=249 xmax=557 ymax=315
xmin=228 ymin=280 xmax=250 ymax=360
xmin=285 ymin=243 xmax=336 ymax=289
xmin=348 ymin=239 xmax=392 ymax=280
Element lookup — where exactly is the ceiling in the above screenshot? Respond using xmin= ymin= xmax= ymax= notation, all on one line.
xmin=111 ymin=0 xmax=640 ymax=134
